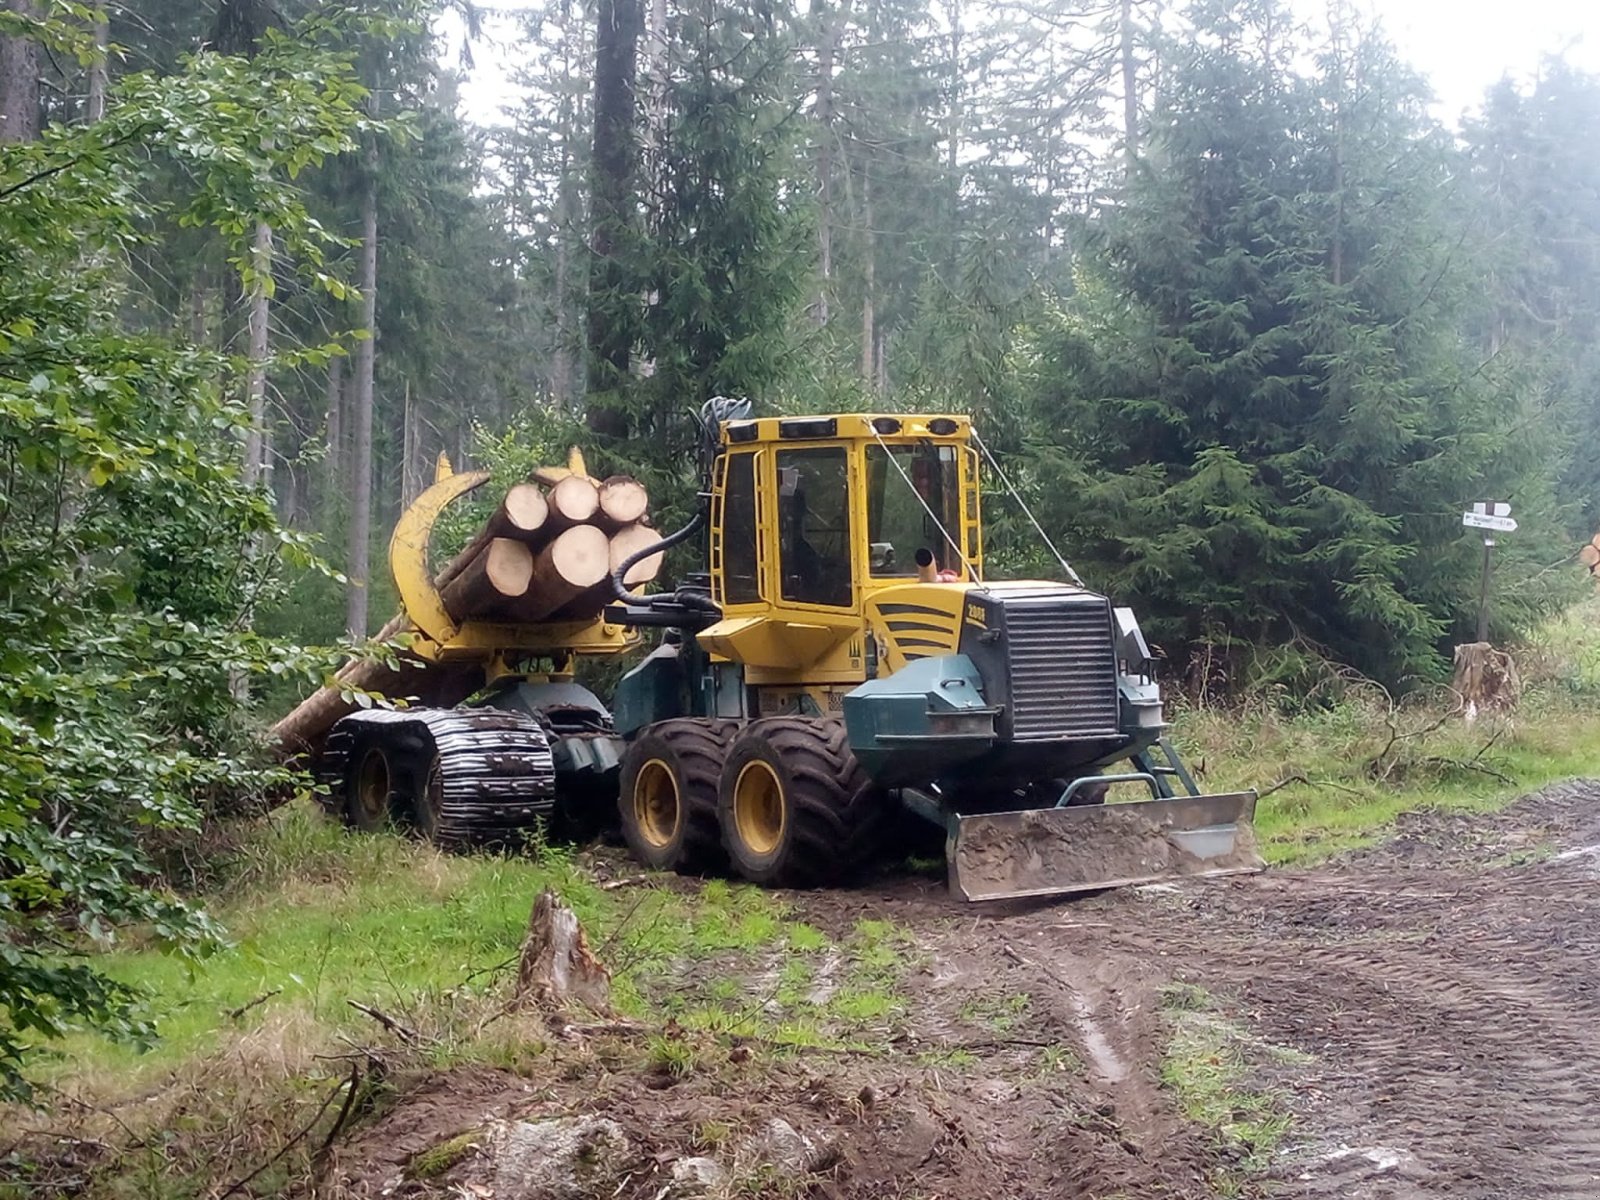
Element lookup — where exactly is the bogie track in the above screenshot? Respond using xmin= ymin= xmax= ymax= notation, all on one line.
xmin=320 ymin=708 xmax=556 ymax=847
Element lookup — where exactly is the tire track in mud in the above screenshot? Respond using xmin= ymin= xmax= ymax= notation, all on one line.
xmin=754 ymin=782 xmax=1600 ymax=1199
xmin=1175 ymin=833 xmax=1600 ymax=1199
xmin=1231 ymin=942 xmax=1600 ymax=1196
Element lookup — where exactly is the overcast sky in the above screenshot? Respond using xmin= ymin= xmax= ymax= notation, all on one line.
xmin=439 ymin=0 xmax=1598 ymax=128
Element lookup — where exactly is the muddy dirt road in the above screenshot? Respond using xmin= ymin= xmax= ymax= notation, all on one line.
xmin=332 ymin=781 xmax=1600 ymax=1199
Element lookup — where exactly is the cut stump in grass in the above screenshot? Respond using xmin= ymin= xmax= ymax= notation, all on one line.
xmin=1453 ymin=641 xmax=1521 ymax=722
xmin=513 ymin=888 xmax=612 ymax=1015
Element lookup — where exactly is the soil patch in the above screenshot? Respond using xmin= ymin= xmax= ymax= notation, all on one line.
xmin=328 ymin=780 xmax=1600 ymax=1198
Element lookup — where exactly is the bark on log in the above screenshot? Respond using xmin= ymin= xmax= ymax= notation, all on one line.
xmin=269 ymin=658 xmax=481 ymax=760
xmin=546 ymin=475 xmax=601 ymax=531
xmin=489 ymin=482 xmax=550 ymax=542
xmin=511 ymin=526 xmax=611 ymax=621
xmin=512 ymin=888 xmax=612 ymax=1014
xmin=440 ymin=537 xmax=536 ymax=622
xmin=596 ymin=475 xmax=649 ymax=530
xmin=271 ymin=504 xmax=522 ymax=757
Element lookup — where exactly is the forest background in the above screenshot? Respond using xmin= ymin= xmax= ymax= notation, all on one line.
xmin=2 ymin=0 xmax=1600 ymax=1097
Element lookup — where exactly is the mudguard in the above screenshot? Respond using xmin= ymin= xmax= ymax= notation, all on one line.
xmin=948 ymin=791 xmax=1263 ymax=902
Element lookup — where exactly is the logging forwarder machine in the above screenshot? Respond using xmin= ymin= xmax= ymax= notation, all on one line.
xmin=320 ymin=401 xmax=1261 ymax=900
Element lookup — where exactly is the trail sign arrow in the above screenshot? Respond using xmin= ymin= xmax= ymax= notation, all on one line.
xmin=1463 ymin=512 xmax=1517 ymax=533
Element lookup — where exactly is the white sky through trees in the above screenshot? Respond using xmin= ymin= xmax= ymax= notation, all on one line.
xmin=438 ymin=0 xmax=1597 ymax=129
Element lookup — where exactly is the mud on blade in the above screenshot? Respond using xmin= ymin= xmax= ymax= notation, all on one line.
xmin=949 ymin=792 xmax=1263 ymax=902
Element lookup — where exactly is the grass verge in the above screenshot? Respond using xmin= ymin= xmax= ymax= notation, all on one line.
xmin=1173 ymin=599 xmax=1600 ymax=864
xmin=5 ymin=804 xmax=914 ymax=1199
xmin=1158 ymin=983 xmax=1294 ymax=1198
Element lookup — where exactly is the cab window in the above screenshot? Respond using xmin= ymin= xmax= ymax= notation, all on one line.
xmin=865 ymin=443 xmax=962 ymax=576
xmin=776 ymin=447 xmax=853 ymax=607
xmin=722 ymin=452 xmax=760 ymax=604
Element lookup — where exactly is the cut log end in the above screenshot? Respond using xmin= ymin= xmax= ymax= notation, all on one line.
xmin=494 ymin=482 xmax=550 ymax=539
xmin=549 ymin=475 xmax=601 ymax=528
xmin=597 ymin=475 xmax=649 ymax=528
xmin=441 ymin=536 xmax=535 ymax=622
xmin=610 ymin=523 xmax=665 ymax=587
xmin=511 ymin=525 xmax=611 ymax=621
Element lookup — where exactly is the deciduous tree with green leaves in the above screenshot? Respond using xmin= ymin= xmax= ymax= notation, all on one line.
xmin=0 ymin=16 xmax=368 ymax=1099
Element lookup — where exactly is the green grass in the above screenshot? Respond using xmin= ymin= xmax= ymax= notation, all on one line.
xmin=1158 ymin=984 xmax=1293 ymax=1197
xmin=35 ymin=802 xmax=805 ymax=1088
xmin=31 ymin=797 xmax=926 ymax=1105
xmin=1172 ymin=599 xmax=1600 ymax=864
xmin=958 ymin=991 xmax=1031 ymax=1033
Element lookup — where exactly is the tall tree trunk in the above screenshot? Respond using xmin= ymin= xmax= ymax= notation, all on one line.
xmin=242 ymin=219 xmax=273 ymax=488
xmin=860 ymin=173 xmax=875 ymax=390
xmin=0 ymin=0 xmax=39 ymax=143
xmin=553 ymin=96 xmax=581 ymax=404
xmin=1119 ymin=0 xmax=1138 ymax=174
xmin=813 ymin=0 xmax=836 ymax=326
xmin=642 ymin=0 xmax=668 ymax=150
xmin=325 ymin=352 xmax=344 ymax=491
xmin=945 ymin=0 xmax=960 ymax=175
xmin=584 ymin=0 xmax=642 ymax=439
xmin=190 ymin=266 xmax=209 ymax=346
xmin=346 ymin=171 xmax=379 ymax=640
xmin=1329 ymin=18 xmax=1346 ymax=287
xmin=86 ymin=11 xmax=107 ymax=122
xmin=402 ymin=378 xmax=428 ymax=508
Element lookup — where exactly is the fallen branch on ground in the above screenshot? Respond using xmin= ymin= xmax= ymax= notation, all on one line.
xmin=1256 ymin=773 xmax=1309 ymax=800
xmin=599 ymin=874 xmax=651 ymax=891
xmin=312 ymin=1064 xmax=365 ymax=1167
xmin=224 ymin=989 xmax=282 ymax=1021
xmin=346 ymin=1000 xmax=421 ymax=1045
xmin=216 ymin=1068 xmax=351 ymax=1199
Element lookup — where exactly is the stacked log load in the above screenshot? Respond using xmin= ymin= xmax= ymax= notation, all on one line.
xmin=271 ymin=456 xmax=661 ymax=756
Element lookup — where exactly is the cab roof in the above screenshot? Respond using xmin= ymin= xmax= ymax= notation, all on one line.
xmin=720 ymin=413 xmax=972 ymax=446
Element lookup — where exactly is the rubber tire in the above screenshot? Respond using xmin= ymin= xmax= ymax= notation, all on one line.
xmin=618 ymin=719 xmax=736 ymax=873
xmin=409 ymin=754 xmax=448 ymax=844
xmin=342 ymin=732 xmax=399 ymax=832
xmin=718 ymin=717 xmax=887 ymax=888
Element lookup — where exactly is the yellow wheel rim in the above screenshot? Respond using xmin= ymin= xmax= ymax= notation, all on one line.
xmin=733 ymin=760 xmax=785 ymax=856
xmin=634 ymin=758 xmax=680 ymax=848
xmin=356 ymin=748 xmax=389 ymax=821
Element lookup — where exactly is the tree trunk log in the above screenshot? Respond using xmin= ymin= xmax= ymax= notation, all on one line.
xmin=595 ymin=475 xmax=649 ymax=529
xmin=440 ymin=537 xmax=536 ymax=622
xmin=551 ymin=523 xmax=664 ymax=619
xmin=345 ymin=156 xmax=379 ymax=640
xmin=489 ymin=482 xmax=551 ymax=542
xmin=0 ymin=0 xmax=39 ymax=144
xmin=510 ymin=526 xmax=610 ymax=621
xmin=546 ymin=474 xmax=601 ymax=531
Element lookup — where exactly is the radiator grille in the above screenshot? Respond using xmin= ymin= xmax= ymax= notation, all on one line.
xmin=1004 ymin=597 xmax=1121 ymax=741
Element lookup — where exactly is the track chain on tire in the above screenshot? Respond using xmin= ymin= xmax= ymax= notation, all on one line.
xmin=320 ymin=707 xmax=556 ymax=847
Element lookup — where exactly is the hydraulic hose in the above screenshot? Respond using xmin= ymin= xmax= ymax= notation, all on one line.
xmin=610 ymin=509 xmax=719 ymax=612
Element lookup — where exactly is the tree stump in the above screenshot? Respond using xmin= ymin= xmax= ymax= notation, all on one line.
xmin=512 ymin=889 xmax=612 ymax=1015
xmin=1452 ymin=641 xmax=1521 ymax=722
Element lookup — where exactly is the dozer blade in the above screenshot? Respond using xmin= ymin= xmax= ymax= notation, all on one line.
xmin=948 ymin=792 xmax=1263 ymax=902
